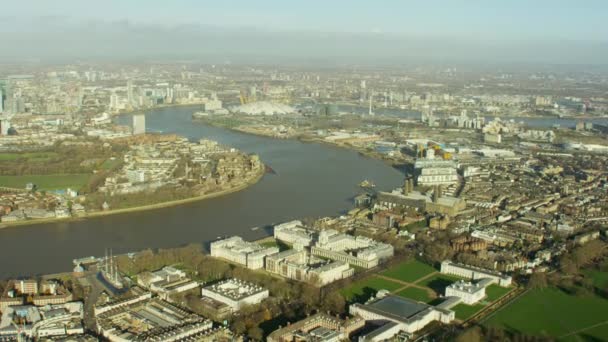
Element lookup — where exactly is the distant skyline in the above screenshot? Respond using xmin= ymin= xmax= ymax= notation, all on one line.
xmin=1 ymin=1 xmax=607 ymax=65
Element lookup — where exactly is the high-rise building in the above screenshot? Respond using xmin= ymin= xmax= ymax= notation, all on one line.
xmin=127 ymin=80 xmax=134 ymax=106
xmin=0 ymin=119 xmax=10 ymax=135
xmin=132 ymin=114 xmax=146 ymax=135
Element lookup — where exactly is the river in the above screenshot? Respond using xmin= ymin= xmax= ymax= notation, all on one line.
xmin=0 ymin=106 xmax=404 ymax=278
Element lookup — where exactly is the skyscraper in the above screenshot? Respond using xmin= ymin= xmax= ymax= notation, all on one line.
xmin=132 ymin=114 xmax=146 ymax=135
xmin=0 ymin=89 xmax=3 ymax=113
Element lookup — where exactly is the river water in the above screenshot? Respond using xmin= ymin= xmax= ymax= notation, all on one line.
xmin=0 ymin=106 xmax=404 ymax=278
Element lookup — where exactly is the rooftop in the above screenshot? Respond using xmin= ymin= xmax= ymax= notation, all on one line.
xmin=202 ymin=279 xmax=266 ymax=300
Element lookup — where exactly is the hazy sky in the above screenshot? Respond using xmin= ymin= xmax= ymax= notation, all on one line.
xmin=5 ymin=0 xmax=607 ymax=39
xmin=2 ymin=0 xmax=607 ymax=65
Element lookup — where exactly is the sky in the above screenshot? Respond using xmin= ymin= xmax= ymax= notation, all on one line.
xmin=1 ymin=0 xmax=607 ymax=65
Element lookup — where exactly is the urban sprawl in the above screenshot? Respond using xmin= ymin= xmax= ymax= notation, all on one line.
xmin=0 ymin=63 xmax=607 ymax=341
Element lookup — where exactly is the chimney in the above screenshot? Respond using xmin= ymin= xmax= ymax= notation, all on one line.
xmin=437 ymin=185 xmax=443 ymax=198
xmin=433 ymin=186 xmax=439 ymax=203
xmin=403 ymin=178 xmax=409 ymax=195
xmin=409 ymin=178 xmax=414 ymax=193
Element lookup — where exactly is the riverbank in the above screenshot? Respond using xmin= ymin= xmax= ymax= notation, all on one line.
xmin=0 ymin=163 xmax=265 ymax=230
xmin=193 ymin=117 xmax=405 ymax=168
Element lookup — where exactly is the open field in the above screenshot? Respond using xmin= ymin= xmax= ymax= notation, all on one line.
xmin=485 ymin=287 xmax=608 ymax=339
xmin=0 ymin=174 xmax=91 ymax=190
xmin=381 ymin=259 xmax=437 ymax=283
xmin=485 ymin=284 xmax=512 ymax=302
xmin=396 ymin=287 xmax=434 ymax=303
xmin=340 ymin=276 xmax=403 ymax=303
xmin=560 ymin=324 xmax=608 ymax=342
xmin=0 ymin=152 xmax=58 ymax=161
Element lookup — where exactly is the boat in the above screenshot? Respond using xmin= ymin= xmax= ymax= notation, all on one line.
xmin=192 ymin=111 xmax=209 ymax=119
xmin=251 ymin=227 xmax=259 ymax=231
xmin=265 ymin=165 xmax=277 ymax=174
xmin=359 ymin=179 xmax=376 ymax=188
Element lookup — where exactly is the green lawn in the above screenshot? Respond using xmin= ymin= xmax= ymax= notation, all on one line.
xmin=341 ymin=276 xmax=403 ymax=303
xmin=259 ymin=239 xmax=290 ymax=252
xmin=453 ymin=303 xmax=486 ymax=320
xmin=560 ymin=323 xmax=608 ymax=342
xmin=396 ymin=287 xmax=434 ymax=303
xmin=0 ymin=174 xmax=91 ymax=191
xmin=101 ymin=158 xmax=122 ymax=170
xmin=485 ymin=284 xmax=512 ymax=302
xmin=417 ymin=274 xmax=464 ymax=294
xmin=0 ymin=152 xmax=58 ymax=161
xmin=583 ymin=269 xmax=608 ymax=289
xmin=485 ymin=287 xmax=608 ymax=338
xmin=381 ymin=259 xmax=437 ymax=283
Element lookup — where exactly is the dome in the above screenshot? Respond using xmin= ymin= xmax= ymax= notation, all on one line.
xmin=231 ymin=101 xmax=295 ymax=115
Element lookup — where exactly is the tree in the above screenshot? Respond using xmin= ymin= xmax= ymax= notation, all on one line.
xmin=456 ymin=326 xmax=483 ymax=342
xmin=322 ymin=291 xmax=346 ymax=314
xmin=559 ymin=255 xmax=578 ymax=275
xmin=528 ymin=272 xmax=548 ymax=290
xmin=247 ymin=327 xmax=264 ymax=341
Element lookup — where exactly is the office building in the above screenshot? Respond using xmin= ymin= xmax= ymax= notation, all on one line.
xmin=0 ymin=119 xmax=10 ymax=135
xmin=132 ymin=114 xmax=146 ymax=135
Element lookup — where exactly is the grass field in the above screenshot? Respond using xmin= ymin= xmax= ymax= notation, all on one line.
xmin=101 ymin=158 xmax=121 ymax=170
xmin=485 ymin=284 xmax=512 ymax=302
xmin=396 ymin=287 xmax=434 ymax=303
xmin=417 ymin=274 xmax=463 ymax=294
xmin=453 ymin=303 xmax=486 ymax=320
xmin=381 ymin=260 xmax=437 ymax=283
xmin=485 ymin=287 xmax=608 ymax=339
xmin=0 ymin=152 xmax=58 ymax=161
xmin=341 ymin=276 xmax=403 ymax=303
xmin=584 ymin=269 xmax=608 ymax=289
xmin=560 ymin=324 xmax=608 ymax=342
xmin=0 ymin=174 xmax=91 ymax=190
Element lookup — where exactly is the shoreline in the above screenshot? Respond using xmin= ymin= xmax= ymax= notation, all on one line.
xmin=0 ymin=164 xmax=265 ymax=230
xmin=195 ymin=118 xmax=404 ymax=168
